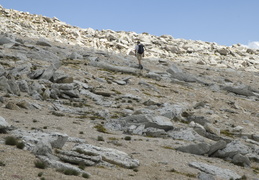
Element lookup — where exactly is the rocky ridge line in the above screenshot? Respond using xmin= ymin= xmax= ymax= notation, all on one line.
xmin=1 ymin=5 xmax=259 ymax=72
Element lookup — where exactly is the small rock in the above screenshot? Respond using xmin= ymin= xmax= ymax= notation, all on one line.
xmin=0 ymin=116 xmax=10 ymax=131
xmin=204 ymin=123 xmax=220 ymax=136
xmin=252 ymin=134 xmax=259 ymax=142
xmin=5 ymin=102 xmax=20 ymax=110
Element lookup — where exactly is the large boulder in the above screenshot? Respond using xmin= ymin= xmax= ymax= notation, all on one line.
xmin=158 ymin=103 xmax=187 ymax=120
xmin=222 ymin=84 xmax=255 ymax=96
xmin=72 ymin=144 xmax=139 ymax=168
xmin=167 ymin=64 xmax=198 ymax=82
xmin=216 ymin=48 xmax=230 ymax=56
xmin=123 ymin=114 xmax=174 ymax=131
xmin=168 ymin=128 xmax=205 ymax=141
xmin=189 ymin=162 xmax=241 ymax=180
xmin=212 ymin=140 xmax=250 ymax=159
xmin=7 ymin=79 xmax=21 ymax=96
xmin=11 ymin=130 xmax=68 ymax=152
xmin=40 ymin=62 xmax=62 ymax=80
xmin=177 ymin=142 xmax=210 ymax=155
xmin=208 ymin=140 xmax=227 ymax=156
xmin=232 ymin=153 xmax=251 ymax=167
xmin=48 ymin=132 xmax=69 ymax=149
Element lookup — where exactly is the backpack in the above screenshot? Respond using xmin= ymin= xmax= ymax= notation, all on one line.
xmin=138 ymin=44 xmax=144 ymax=54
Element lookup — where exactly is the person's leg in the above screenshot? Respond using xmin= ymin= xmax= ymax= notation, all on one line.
xmin=137 ymin=53 xmax=143 ymax=69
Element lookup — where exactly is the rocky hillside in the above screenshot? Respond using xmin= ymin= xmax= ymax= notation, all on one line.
xmin=0 ymin=5 xmax=259 ymax=180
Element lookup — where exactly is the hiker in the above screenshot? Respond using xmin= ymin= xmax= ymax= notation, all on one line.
xmin=135 ymin=41 xmax=145 ymax=69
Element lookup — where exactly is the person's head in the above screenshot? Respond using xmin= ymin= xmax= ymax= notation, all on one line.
xmin=137 ymin=41 xmax=140 ymax=44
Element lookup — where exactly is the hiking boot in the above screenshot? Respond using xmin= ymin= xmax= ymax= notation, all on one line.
xmin=139 ymin=64 xmax=143 ymax=70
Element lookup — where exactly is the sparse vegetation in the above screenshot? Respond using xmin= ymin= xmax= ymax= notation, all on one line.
xmin=97 ymin=135 xmax=105 ymax=141
xmin=161 ymin=146 xmax=175 ymax=150
xmin=0 ymin=128 xmax=7 ymax=134
xmin=5 ymin=136 xmax=18 ymax=146
xmin=0 ymin=161 xmax=6 ymax=166
xmin=108 ymin=139 xmax=122 ymax=146
xmin=133 ymin=168 xmax=139 ymax=172
xmin=167 ymin=168 xmax=196 ymax=178
xmin=94 ymin=124 xmax=108 ymax=133
xmin=57 ymin=168 xmax=80 ymax=176
xmin=34 ymin=160 xmax=47 ymax=169
xmin=124 ymin=136 xmax=132 ymax=141
xmin=16 ymin=141 xmax=25 ymax=149
xmin=74 ymin=148 xmax=84 ymax=154
xmin=1 ymin=6 xmax=259 ymax=180
xmin=77 ymin=113 xmax=105 ymax=120
xmin=108 ymin=137 xmax=119 ymax=141
xmin=111 ymin=89 xmax=122 ymax=94
xmin=78 ymin=162 xmax=86 ymax=170
xmin=82 ymin=173 xmax=90 ymax=179
xmin=38 ymin=172 xmax=43 ymax=177
xmin=240 ymin=175 xmax=247 ymax=180
xmin=252 ymin=166 xmax=259 ymax=174
xmin=90 ymin=115 xmax=105 ymax=120
xmin=52 ymin=111 xmax=65 ymax=117
xmin=220 ymin=129 xmax=234 ymax=138
xmin=77 ymin=114 xmax=88 ymax=119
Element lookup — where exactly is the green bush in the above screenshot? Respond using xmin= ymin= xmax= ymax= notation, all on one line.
xmin=16 ymin=142 xmax=25 ymax=149
xmin=82 ymin=173 xmax=90 ymax=179
xmin=0 ymin=161 xmax=6 ymax=166
xmin=38 ymin=172 xmax=43 ymax=177
xmin=124 ymin=136 xmax=132 ymax=141
xmin=5 ymin=136 xmax=18 ymax=146
xmin=94 ymin=124 xmax=108 ymax=133
xmin=97 ymin=136 xmax=104 ymax=141
xmin=34 ymin=160 xmax=47 ymax=169
xmin=58 ymin=168 xmax=79 ymax=176
xmin=0 ymin=128 xmax=7 ymax=134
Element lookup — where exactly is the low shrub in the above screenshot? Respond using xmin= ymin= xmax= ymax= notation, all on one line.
xmin=38 ymin=172 xmax=43 ymax=177
xmin=0 ymin=161 xmax=6 ymax=166
xmin=16 ymin=142 xmax=25 ymax=149
xmin=78 ymin=162 xmax=86 ymax=170
xmin=82 ymin=173 xmax=90 ymax=179
xmin=97 ymin=136 xmax=104 ymax=141
xmin=94 ymin=124 xmax=108 ymax=133
xmin=5 ymin=136 xmax=18 ymax=146
xmin=58 ymin=168 xmax=79 ymax=176
xmin=34 ymin=160 xmax=47 ymax=169
xmin=124 ymin=136 xmax=131 ymax=141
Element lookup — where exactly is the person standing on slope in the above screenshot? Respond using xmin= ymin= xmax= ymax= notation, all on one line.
xmin=135 ymin=41 xmax=145 ymax=69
